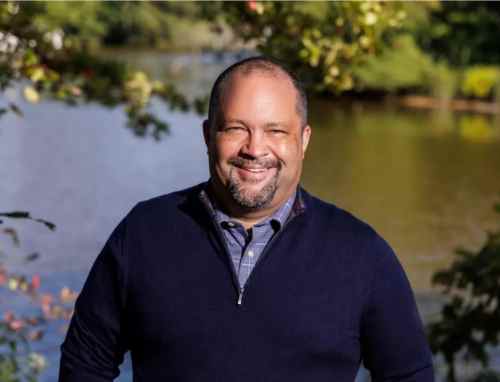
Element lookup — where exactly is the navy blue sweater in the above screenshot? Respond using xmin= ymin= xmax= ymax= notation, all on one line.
xmin=59 ymin=185 xmax=434 ymax=381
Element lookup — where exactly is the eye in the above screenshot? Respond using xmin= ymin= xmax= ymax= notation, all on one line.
xmin=269 ymin=129 xmax=287 ymax=135
xmin=223 ymin=126 xmax=246 ymax=133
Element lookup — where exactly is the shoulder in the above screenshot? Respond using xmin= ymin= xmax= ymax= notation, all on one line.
xmin=302 ymin=189 xmax=379 ymax=239
xmin=125 ymin=183 xmax=205 ymax=227
xmin=302 ymin=190 xmax=409 ymax=302
xmin=301 ymin=188 xmax=394 ymax=261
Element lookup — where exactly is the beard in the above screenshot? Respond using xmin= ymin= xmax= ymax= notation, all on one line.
xmin=226 ymin=156 xmax=281 ymax=210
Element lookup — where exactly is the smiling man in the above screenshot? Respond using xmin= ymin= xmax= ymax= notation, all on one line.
xmin=59 ymin=57 xmax=434 ymax=381
xmin=204 ymin=60 xmax=310 ymax=226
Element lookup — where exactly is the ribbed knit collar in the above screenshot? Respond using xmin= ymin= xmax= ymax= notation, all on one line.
xmin=198 ymin=181 xmax=306 ymax=229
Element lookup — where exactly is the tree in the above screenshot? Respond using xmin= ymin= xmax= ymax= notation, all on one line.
xmin=214 ymin=1 xmax=407 ymax=94
xmin=417 ymin=2 xmax=500 ymax=68
xmin=0 ymin=1 xmax=205 ymax=140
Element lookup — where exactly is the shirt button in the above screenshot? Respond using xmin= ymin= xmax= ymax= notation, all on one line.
xmin=247 ymin=250 xmax=254 ymax=257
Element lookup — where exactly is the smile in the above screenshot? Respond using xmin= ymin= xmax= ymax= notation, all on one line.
xmin=233 ymin=165 xmax=277 ymax=183
xmin=240 ymin=167 xmax=269 ymax=173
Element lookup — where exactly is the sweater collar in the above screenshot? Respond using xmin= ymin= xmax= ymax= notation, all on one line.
xmin=198 ymin=181 xmax=306 ymax=227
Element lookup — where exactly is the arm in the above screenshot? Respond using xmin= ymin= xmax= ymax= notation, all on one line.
xmin=360 ymin=236 xmax=435 ymax=381
xmin=59 ymin=213 xmax=131 ymax=382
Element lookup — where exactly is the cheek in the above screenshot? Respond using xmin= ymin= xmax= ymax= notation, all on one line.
xmin=213 ymin=138 xmax=239 ymax=164
xmin=274 ymin=140 xmax=302 ymax=166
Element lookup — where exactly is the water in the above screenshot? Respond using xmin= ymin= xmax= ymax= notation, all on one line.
xmin=1 ymin=52 xmax=500 ymax=381
xmin=305 ymin=101 xmax=500 ymax=293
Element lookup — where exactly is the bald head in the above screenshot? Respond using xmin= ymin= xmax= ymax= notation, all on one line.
xmin=207 ymin=57 xmax=308 ymax=130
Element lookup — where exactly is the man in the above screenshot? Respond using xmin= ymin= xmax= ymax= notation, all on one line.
xmin=59 ymin=57 xmax=434 ymax=381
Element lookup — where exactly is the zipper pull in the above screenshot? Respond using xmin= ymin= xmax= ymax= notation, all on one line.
xmin=237 ymin=288 xmax=245 ymax=306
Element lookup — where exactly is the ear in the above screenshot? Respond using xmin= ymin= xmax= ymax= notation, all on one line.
xmin=202 ymin=119 xmax=210 ymax=148
xmin=301 ymin=125 xmax=311 ymax=158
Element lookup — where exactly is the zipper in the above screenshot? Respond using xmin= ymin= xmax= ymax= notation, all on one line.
xmin=212 ymin=225 xmax=241 ymax=296
xmin=237 ymin=287 xmax=245 ymax=305
xmin=204 ymin=209 xmax=243 ymax=303
xmin=235 ymin=210 xmax=303 ymax=306
xmin=201 ymin=190 xmax=305 ymax=307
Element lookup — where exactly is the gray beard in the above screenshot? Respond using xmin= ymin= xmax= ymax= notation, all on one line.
xmin=227 ymin=167 xmax=279 ymax=210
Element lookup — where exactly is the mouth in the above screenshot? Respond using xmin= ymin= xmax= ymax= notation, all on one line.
xmin=233 ymin=165 xmax=277 ymax=183
xmin=238 ymin=166 xmax=270 ymax=173
xmin=225 ymin=156 xmax=282 ymax=186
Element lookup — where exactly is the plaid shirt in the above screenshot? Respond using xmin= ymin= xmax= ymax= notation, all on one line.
xmin=200 ymin=187 xmax=296 ymax=288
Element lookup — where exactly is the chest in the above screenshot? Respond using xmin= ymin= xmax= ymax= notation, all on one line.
xmin=125 ymin=226 xmax=365 ymax=366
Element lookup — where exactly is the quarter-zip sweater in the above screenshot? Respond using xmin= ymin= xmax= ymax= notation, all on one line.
xmin=59 ymin=184 xmax=434 ymax=382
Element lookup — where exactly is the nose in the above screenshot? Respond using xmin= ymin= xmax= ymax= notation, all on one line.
xmin=240 ymin=130 xmax=268 ymax=159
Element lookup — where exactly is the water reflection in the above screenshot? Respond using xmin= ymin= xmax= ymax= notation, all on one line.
xmin=304 ymin=100 xmax=500 ymax=292
xmin=459 ymin=114 xmax=500 ymax=143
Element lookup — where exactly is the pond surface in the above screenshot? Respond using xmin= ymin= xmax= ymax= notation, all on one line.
xmin=1 ymin=52 xmax=500 ymax=380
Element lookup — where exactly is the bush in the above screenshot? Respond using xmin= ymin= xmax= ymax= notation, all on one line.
xmin=428 ymin=201 xmax=500 ymax=382
xmin=461 ymin=66 xmax=500 ymax=99
xmin=0 ymin=211 xmax=76 ymax=382
xmin=353 ymin=34 xmax=457 ymax=99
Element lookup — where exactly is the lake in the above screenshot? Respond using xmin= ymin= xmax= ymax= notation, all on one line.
xmin=1 ymin=52 xmax=500 ymax=381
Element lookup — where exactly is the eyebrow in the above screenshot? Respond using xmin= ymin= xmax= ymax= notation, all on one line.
xmin=263 ymin=122 xmax=288 ymax=129
xmin=223 ymin=119 xmax=247 ymax=126
xmin=222 ymin=119 xmax=288 ymax=128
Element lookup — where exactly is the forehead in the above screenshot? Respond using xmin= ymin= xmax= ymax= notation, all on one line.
xmin=219 ymin=70 xmax=300 ymax=123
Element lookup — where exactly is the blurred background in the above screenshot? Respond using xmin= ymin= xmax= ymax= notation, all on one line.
xmin=1 ymin=1 xmax=500 ymax=381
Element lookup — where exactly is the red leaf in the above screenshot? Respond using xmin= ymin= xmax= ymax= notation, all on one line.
xmin=32 ymin=274 xmax=41 ymax=290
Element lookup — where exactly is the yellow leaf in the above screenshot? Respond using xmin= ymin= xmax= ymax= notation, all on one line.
xmin=364 ymin=12 xmax=377 ymax=26
xmin=329 ymin=66 xmax=340 ymax=77
xmin=29 ymin=67 xmax=45 ymax=82
xmin=8 ymin=278 xmax=19 ymax=291
xmin=24 ymin=86 xmax=40 ymax=103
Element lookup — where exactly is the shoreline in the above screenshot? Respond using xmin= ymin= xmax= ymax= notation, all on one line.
xmin=398 ymin=95 xmax=500 ymax=115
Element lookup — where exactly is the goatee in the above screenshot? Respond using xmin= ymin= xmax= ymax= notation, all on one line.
xmin=226 ymin=157 xmax=282 ymax=210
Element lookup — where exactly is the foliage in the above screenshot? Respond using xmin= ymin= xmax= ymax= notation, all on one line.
xmin=0 ymin=1 xmax=205 ymax=140
xmin=217 ymin=1 xmax=407 ymax=94
xmin=417 ymin=2 xmax=500 ymax=68
xmin=461 ymin=67 xmax=500 ymax=100
xmin=26 ymin=1 xmax=214 ymax=50
xmin=353 ymin=35 xmax=433 ymax=92
xmin=1 ymin=212 xmax=77 ymax=382
xmin=467 ymin=370 xmax=500 ymax=382
xmin=428 ymin=202 xmax=500 ymax=382
xmin=353 ymin=34 xmax=457 ymax=99
xmin=427 ymin=61 xmax=459 ymax=101
xmin=217 ymin=1 xmax=500 ymax=101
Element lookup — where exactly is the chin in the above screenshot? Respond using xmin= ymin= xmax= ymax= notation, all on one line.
xmin=228 ymin=181 xmax=278 ymax=210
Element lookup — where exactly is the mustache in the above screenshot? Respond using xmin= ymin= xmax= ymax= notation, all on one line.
xmin=228 ymin=156 xmax=282 ymax=170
